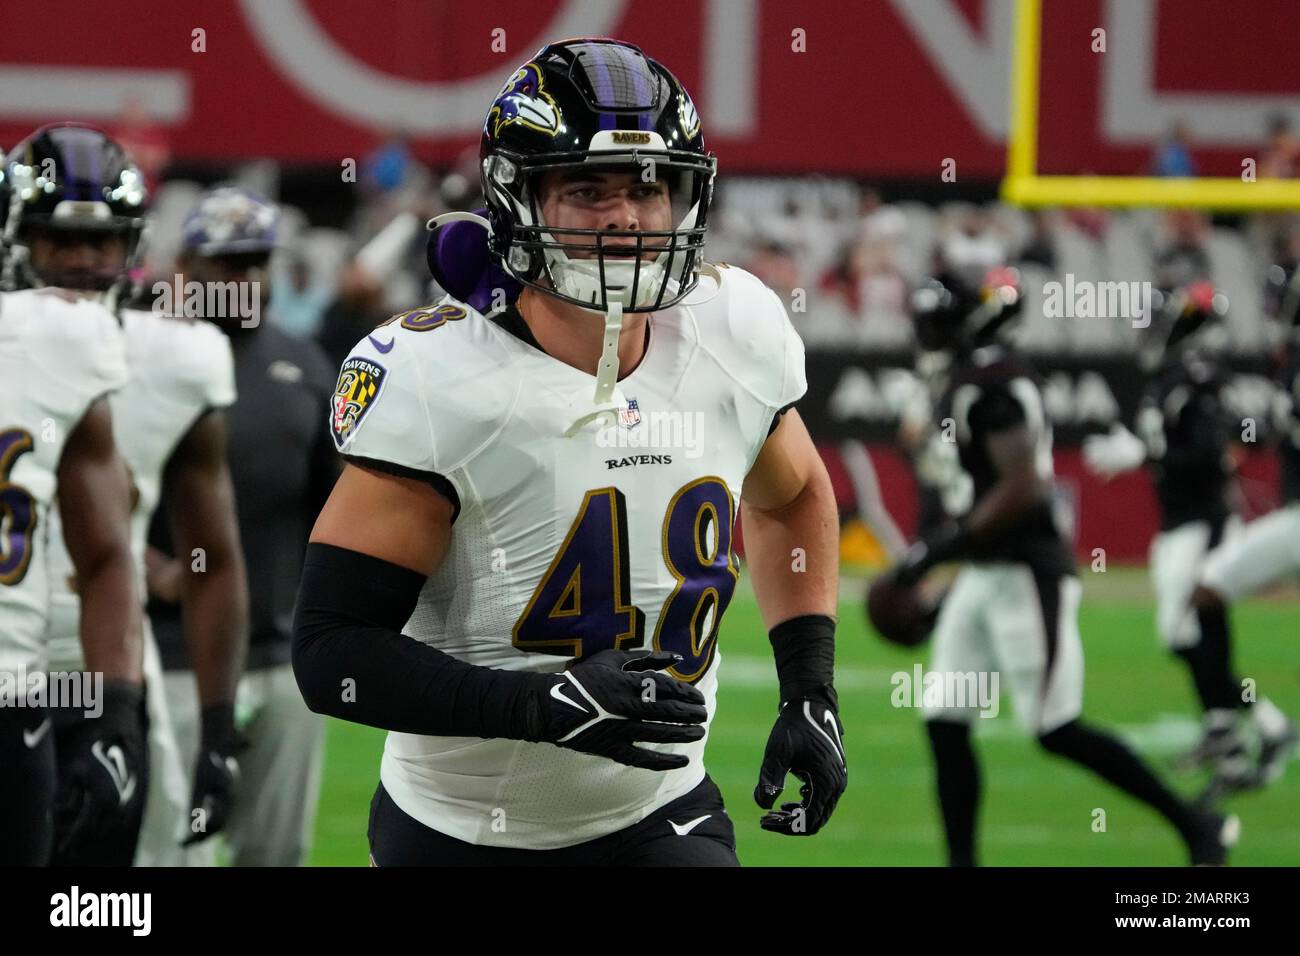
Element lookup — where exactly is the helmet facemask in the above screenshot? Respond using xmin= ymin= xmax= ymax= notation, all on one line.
xmin=484 ymin=143 xmax=714 ymax=313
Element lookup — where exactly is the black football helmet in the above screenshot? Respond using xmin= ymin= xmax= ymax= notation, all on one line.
xmin=479 ymin=38 xmax=716 ymax=313
xmin=0 ymin=124 xmax=148 ymax=295
xmin=1139 ymin=280 xmax=1228 ymax=372
xmin=911 ymin=266 xmax=1022 ymax=355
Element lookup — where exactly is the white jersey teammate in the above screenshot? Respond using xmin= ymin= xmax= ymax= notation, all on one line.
xmin=1 ymin=125 xmax=150 ymax=865
xmin=45 ymin=304 xmax=242 ymax=866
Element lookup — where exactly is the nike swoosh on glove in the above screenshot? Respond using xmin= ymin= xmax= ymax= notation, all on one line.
xmin=182 ymin=703 xmax=247 ymax=846
xmin=54 ymin=679 xmax=147 ymax=858
xmin=754 ymin=688 xmax=847 ymax=835
xmin=527 ymin=649 xmax=708 ymax=771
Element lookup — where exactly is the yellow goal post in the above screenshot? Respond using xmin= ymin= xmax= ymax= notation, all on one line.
xmin=1000 ymin=0 xmax=1300 ymax=210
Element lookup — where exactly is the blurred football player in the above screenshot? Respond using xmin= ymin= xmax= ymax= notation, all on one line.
xmin=148 ymin=186 xmax=338 ymax=865
xmin=1084 ymin=284 xmax=1295 ymax=792
xmin=20 ymin=132 xmax=250 ymax=865
xmin=1185 ymin=264 xmax=1300 ymax=796
xmin=876 ymin=269 xmax=1238 ymax=866
xmin=0 ymin=127 xmax=146 ymax=864
xmin=293 ymin=38 xmax=846 ymax=865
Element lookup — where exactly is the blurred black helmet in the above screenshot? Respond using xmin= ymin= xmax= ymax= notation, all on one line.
xmin=911 ymin=267 xmax=1021 ymax=354
xmin=1139 ymin=280 xmax=1228 ymax=372
xmin=479 ymin=38 xmax=716 ymax=312
xmin=0 ymin=123 xmax=148 ymax=294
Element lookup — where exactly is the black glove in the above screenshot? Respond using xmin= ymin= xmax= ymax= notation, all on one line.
xmin=54 ymin=679 xmax=147 ymax=858
xmin=182 ymin=702 xmax=245 ymax=846
xmin=754 ymin=686 xmax=847 ymax=835
xmin=892 ymin=521 xmax=969 ymax=589
xmin=523 ymin=649 xmax=708 ymax=771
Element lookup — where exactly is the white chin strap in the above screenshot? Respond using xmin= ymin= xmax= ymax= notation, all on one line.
xmin=563 ymin=298 xmax=625 ymax=437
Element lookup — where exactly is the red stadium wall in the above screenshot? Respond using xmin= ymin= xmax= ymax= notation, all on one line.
xmin=3 ymin=0 xmax=1297 ymax=175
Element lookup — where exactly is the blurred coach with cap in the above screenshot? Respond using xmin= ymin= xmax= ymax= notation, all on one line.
xmin=147 ymin=186 xmax=341 ymax=866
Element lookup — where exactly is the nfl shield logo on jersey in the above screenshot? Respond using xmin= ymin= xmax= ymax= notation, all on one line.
xmin=331 ymin=357 xmax=388 ymax=449
xmin=619 ymin=398 xmax=642 ymax=429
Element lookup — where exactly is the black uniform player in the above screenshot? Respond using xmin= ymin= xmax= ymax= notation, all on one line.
xmin=1082 ymin=284 xmax=1288 ymax=788
xmin=1187 ymin=268 xmax=1300 ymax=796
xmin=877 ymin=272 xmax=1238 ymax=866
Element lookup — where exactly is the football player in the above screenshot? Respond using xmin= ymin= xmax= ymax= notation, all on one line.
xmin=1084 ymin=283 xmax=1295 ymax=791
xmin=148 ymin=186 xmax=338 ymax=866
xmin=875 ymin=271 xmax=1238 ymax=866
xmin=293 ymin=38 xmax=847 ymax=865
xmin=13 ymin=127 xmax=250 ymax=866
xmin=1186 ymin=263 xmax=1300 ymax=796
xmin=0 ymin=129 xmax=145 ymax=865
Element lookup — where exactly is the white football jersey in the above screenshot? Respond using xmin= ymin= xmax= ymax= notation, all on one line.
xmin=45 ymin=308 xmax=236 ymax=672
xmin=0 ymin=290 xmax=128 ymax=682
xmin=331 ymin=265 xmax=806 ymax=849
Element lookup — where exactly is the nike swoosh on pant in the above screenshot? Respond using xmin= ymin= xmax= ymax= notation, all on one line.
xmin=670 ymin=814 xmax=712 ymax=836
xmin=22 ymin=717 xmax=52 ymax=749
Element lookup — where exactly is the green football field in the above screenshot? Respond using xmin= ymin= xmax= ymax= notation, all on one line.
xmin=307 ymin=568 xmax=1300 ymax=866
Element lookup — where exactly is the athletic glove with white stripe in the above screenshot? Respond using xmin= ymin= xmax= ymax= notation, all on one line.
xmin=182 ymin=703 xmax=246 ymax=846
xmin=754 ymin=686 xmax=847 ymax=836
xmin=525 ymin=649 xmax=708 ymax=771
xmin=54 ymin=680 xmax=147 ymax=858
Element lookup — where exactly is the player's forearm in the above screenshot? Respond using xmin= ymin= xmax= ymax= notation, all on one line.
xmin=740 ymin=466 xmax=839 ymax=632
xmin=962 ymin=470 xmax=1045 ymax=543
xmin=77 ymin=547 xmax=144 ymax=683
xmin=181 ymin=556 xmax=248 ymax=708
xmin=292 ymin=542 xmax=544 ymax=738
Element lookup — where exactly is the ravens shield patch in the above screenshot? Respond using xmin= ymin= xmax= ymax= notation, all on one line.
xmin=330 ymin=356 xmax=387 ymax=450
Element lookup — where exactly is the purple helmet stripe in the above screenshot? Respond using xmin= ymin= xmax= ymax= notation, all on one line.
xmin=612 ymin=44 xmax=653 ymax=131
xmin=54 ymin=137 xmax=84 ymax=200
xmin=85 ymin=132 xmax=102 ymax=201
xmin=583 ymin=45 xmax=618 ymax=131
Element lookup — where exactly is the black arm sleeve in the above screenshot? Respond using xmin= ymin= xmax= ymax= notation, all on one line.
xmin=768 ymin=614 xmax=837 ymax=703
xmin=291 ymin=542 xmax=545 ymax=739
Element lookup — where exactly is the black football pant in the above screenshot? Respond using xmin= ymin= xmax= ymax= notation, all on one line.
xmin=0 ymin=706 xmax=57 ymax=865
xmin=369 ymin=774 xmax=739 ymax=866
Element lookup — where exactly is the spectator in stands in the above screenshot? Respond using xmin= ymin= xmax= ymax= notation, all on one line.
xmin=111 ymin=92 xmax=171 ymax=193
xmin=1151 ymin=120 xmax=1196 ymax=177
xmin=858 ymin=187 xmax=906 ymax=247
xmin=744 ymin=239 xmax=802 ymax=304
xmin=1263 ymin=228 xmax=1300 ymax=321
xmin=1016 ymin=209 xmax=1058 ymax=271
xmin=817 ymin=230 xmax=909 ymax=344
xmin=317 ymin=260 xmax=390 ymax=369
xmin=1155 ymin=209 xmax=1212 ymax=291
xmin=271 ymin=254 xmax=337 ymax=340
xmin=1260 ymin=114 xmax=1298 ymax=179
xmin=363 ymin=129 xmax=413 ymax=195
